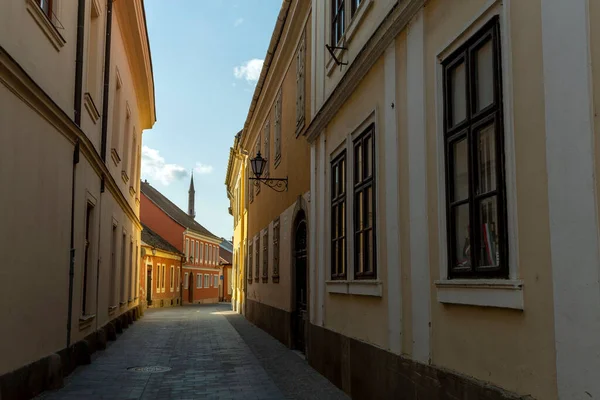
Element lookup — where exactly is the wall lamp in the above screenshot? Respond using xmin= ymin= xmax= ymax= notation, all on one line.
xmin=249 ymin=151 xmax=288 ymax=192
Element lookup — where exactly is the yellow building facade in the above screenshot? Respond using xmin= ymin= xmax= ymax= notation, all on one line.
xmin=226 ymin=0 xmax=313 ymax=350
xmin=0 ymin=0 xmax=154 ymax=397
xmin=228 ymin=0 xmax=600 ymax=399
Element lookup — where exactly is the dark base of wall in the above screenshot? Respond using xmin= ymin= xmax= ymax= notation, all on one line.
xmin=307 ymin=323 xmax=532 ymax=400
xmin=0 ymin=305 xmax=144 ymax=400
xmin=245 ymin=298 xmax=291 ymax=347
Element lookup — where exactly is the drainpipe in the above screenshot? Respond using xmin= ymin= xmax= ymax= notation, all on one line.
xmin=100 ymin=0 xmax=114 ymax=161
xmin=66 ymin=140 xmax=80 ymax=348
xmin=73 ymin=0 xmax=85 ymax=126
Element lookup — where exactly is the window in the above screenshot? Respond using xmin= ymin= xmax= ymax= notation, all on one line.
xmin=184 ymin=272 xmax=189 ymax=289
xmin=262 ymin=230 xmax=269 ymax=283
xmin=162 ymin=265 xmax=166 ymax=292
xmin=134 ymin=245 xmax=139 ymax=299
xmin=110 ymin=76 xmax=122 ymax=160
xmin=255 ymin=137 xmax=261 ymax=196
xmin=170 ymin=266 xmax=174 ymax=291
xmin=273 ymin=218 xmax=280 ymax=281
xmin=200 ymin=242 xmax=204 ymax=263
xmin=255 ymin=236 xmax=260 ymax=282
xmin=214 ymin=275 xmax=219 ymax=288
xmin=204 ymin=243 xmax=208 ymax=263
xmin=110 ymin=224 xmax=117 ymax=306
xmin=331 ymin=0 xmax=345 ymax=45
xmin=442 ymin=17 xmax=507 ymax=279
xmin=331 ymin=151 xmax=347 ymax=279
xmin=350 ymin=0 xmax=363 ymax=16
xmin=296 ymin=33 xmax=306 ymax=134
xmin=85 ymin=2 xmax=101 ymax=99
xmin=248 ymin=242 xmax=253 ymax=283
xmin=204 ymin=274 xmax=210 ymax=288
xmin=82 ymin=203 xmax=94 ymax=315
xmin=121 ymin=107 xmax=131 ymax=179
xmin=177 ymin=267 xmax=180 ymax=291
xmin=129 ymin=240 xmax=134 ymax=300
xmin=196 ymin=274 xmax=201 ymax=288
xmin=185 ymin=238 xmax=189 ymax=260
xmin=264 ymin=122 xmax=270 ymax=177
xmin=353 ymin=125 xmax=376 ymax=279
xmin=39 ymin=0 xmax=54 ymax=19
xmin=156 ymin=264 xmax=160 ymax=290
xmin=121 ymin=233 xmax=126 ymax=303
xmin=275 ymin=90 xmax=282 ymax=164
xmin=190 ymin=239 xmax=195 ymax=263
xmin=129 ymin=134 xmax=137 ymax=187
xmin=196 ymin=241 xmax=199 ymax=262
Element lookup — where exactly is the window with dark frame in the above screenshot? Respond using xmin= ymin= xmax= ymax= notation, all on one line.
xmin=264 ymin=122 xmax=270 ymax=178
xmin=254 ymin=236 xmax=260 ymax=282
xmin=248 ymin=242 xmax=253 ymax=283
xmin=331 ymin=0 xmax=345 ymax=45
xmin=39 ymin=0 xmax=53 ymax=19
xmin=442 ymin=17 xmax=507 ymax=279
xmin=353 ymin=125 xmax=376 ymax=279
xmin=331 ymin=151 xmax=347 ymax=280
xmin=350 ymin=0 xmax=363 ymax=16
xmin=262 ymin=231 xmax=269 ymax=283
xmin=272 ymin=218 xmax=280 ymax=282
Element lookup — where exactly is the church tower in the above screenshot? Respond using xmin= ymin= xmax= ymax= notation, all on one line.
xmin=188 ymin=172 xmax=195 ymax=218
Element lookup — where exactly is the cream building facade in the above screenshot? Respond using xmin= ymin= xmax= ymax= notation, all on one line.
xmin=226 ymin=0 xmax=313 ymax=351
xmin=303 ymin=0 xmax=600 ymax=399
xmin=0 ymin=0 xmax=154 ymax=397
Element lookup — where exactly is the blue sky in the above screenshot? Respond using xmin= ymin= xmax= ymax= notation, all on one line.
xmin=141 ymin=1 xmax=280 ymax=240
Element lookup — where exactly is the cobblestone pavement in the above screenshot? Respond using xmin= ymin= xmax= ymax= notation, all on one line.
xmin=38 ymin=304 xmax=349 ymax=400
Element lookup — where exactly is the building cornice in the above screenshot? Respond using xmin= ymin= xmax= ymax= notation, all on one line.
xmin=0 ymin=46 xmax=143 ymax=230
xmin=114 ymin=0 xmax=155 ymax=129
xmin=305 ymin=0 xmax=424 ymax=143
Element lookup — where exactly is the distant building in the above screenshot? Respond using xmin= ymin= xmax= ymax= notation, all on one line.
xmin=219 ymin=239 xmax=233 ymax=302
xmin=140 ymin=224 xmax=184 ymax=308
xmin=140 ymin=178 xmax=221 ymax=305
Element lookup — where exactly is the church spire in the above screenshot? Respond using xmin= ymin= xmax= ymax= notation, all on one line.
xmin=188 ymin=172 xmax=195 ymax=218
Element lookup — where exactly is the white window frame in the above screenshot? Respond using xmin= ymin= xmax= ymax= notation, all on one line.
xmin=170 ymin=266 xmax=174 ymax=292
xmin=204 ymin=274 xmax=210 ymax=288
xmin=190 ymin=240 xmax=195 ymax=262
xmin=176 ymin=267 xmax=180 ymax=291
xmin=184 ymin=272 xmax=189 ymax=289
xmin=432 ymin=1 xmax=523 ymax=310
xmin=156 ymin=264 xmax=161 ymax=291
xmin=161 ymin=264 xmax=166 ymax=293
xmin=185 ymin=238 xmax=189 ymax=260
xmin=325 ymin=110 xmax=382 ymax=297
xmin=214 ymin=275 xmax=219 ymax=288
xmin=196 ymin=241 xmax=200 ymax=263
xmin=196 ymin=273 xmax=201 ymax=288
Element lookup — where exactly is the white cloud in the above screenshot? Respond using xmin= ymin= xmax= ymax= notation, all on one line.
xmin=233 ymin=59 xmax=263 ymax=84
xmin=141 ymin=146 xmax=188 ymax=185
xmin=194 ymin=163 xmax=214 ymax=175
xmin=234 ymin=17 xmax=244 ymax=27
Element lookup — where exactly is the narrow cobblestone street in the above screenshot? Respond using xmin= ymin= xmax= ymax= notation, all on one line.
xmin=37 ymin=304 xmax=348 ymax=400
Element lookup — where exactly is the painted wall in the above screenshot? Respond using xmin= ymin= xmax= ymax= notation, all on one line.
xmin=0 ymin=0 xmax=152 ymax=377
xmin=140 ymin=192 xmax=185 ymax=251
xmin=183 ymin=268 xmax=220 ymax=304
xmin=141 ymin=250 xmax=181 ymax=308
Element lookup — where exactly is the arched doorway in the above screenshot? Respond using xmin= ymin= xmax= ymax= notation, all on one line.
xmin=292 ymin=211 xmax=307 ymax=353
xmin=188 ymin=273 xmax=194 ymax=303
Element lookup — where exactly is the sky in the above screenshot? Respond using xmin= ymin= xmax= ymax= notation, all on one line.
xmin=141 ymin=1 xmax=281 ymax=240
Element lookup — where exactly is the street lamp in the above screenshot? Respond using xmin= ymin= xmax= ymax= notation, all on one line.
xmin=249 ymin=151 xmax=288 ymax=192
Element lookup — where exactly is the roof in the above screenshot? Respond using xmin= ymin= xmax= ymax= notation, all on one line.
xmin=141 ymin=223 xmax=182 ymax=255
xmin=220 ymin=238 xmax=233 ymax=253
xmin=219 ymin=245 xmax=232 ymax=265
xmin=140 ymin=180 xmax=219 ymax=240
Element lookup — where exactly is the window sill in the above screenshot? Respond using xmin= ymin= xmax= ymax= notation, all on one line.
xmin=108 ymin=305 xmax=117 ymax=315
xmin=121 ymin=171 xmax=129 ymax=184
xmin=129 ymin=186 xmax=136 ymax=197
xmin=111 ymin=148 xmax=121 ymax=167
xmin=83 ymin=92 xmax=100 ymax=124
xmin=26 ymin=0 xmax=66 ymax=51
xmin=346 ymin=0 xmax=374 ymax=44
xmin=326 ymin=280 xmax=383 ymax=297
xmin=435 ymin=279 xmax=524 ymax=310
xmin=78 ymin=314 xmax=96 ymax=330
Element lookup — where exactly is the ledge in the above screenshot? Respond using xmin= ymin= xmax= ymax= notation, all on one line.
xmin=346 ymin=0 xmax=374 ymax=44
xmin=119 ymin=301 xmax=127 ymax=307
xmin=108 ymin=305 xmax=117 ymax=315
xmin=111 ymin=148 xmax=121 ymax=167
xmin=25 ymin=0 xmax=66 ymax=51
xmin=129 ymin=186 xmax=135 ymax=197
xmin=121 ymin=171 xmax=129 ymax=184
xmin=326 ymin=280 xmax=383 ymax=297
xmin=435 ymin=279 xmax=524 ymax=310
xmin=78 ymin=314 xmax=96 ymax=330
xmin=83 ymin=92 xmax=100 ymax=123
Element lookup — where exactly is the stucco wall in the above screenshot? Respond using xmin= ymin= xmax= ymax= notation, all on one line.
xmin=140 ymin=192 xmax=184 ymax=251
